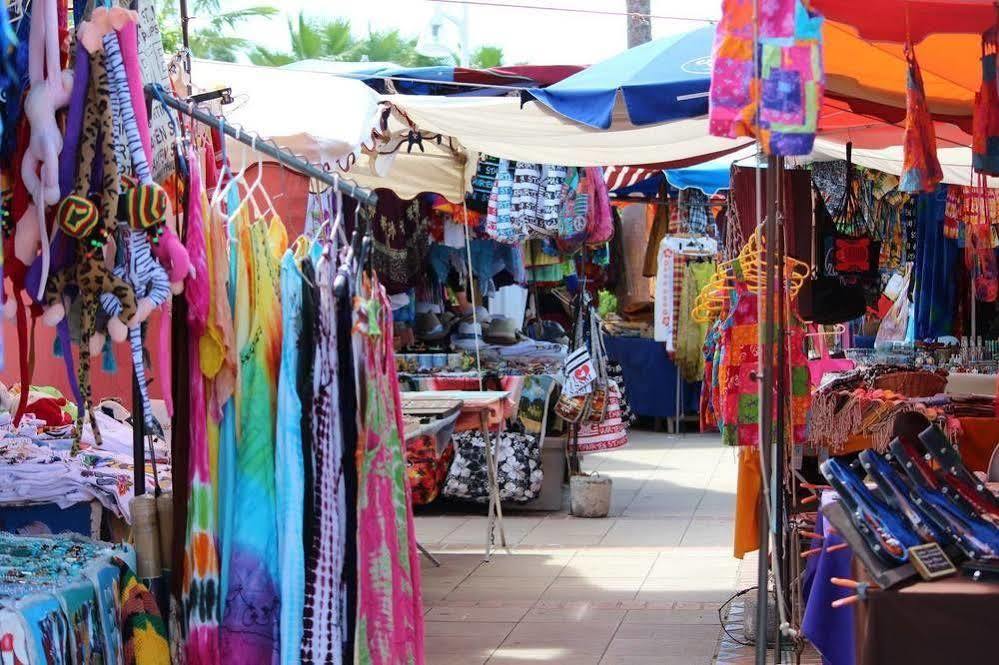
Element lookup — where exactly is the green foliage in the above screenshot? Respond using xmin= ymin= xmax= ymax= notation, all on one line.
xmin=156 ymin=0 xmax=279 ymax=63
xmin=471 ymin=45 xmax=504 ymax=69
xmin=156 ymin=3 xmax=505 ymax=69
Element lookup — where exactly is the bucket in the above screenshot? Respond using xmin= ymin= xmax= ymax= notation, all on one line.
xmin=569 ymin=473 xmax=612 ymax=518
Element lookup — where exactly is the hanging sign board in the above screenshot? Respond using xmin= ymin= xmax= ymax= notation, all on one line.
xmin=136 ymin=0 xmax=176 ymax=184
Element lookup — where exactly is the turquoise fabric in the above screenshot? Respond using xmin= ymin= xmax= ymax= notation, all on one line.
xmin=276 ymin=250 xmax=306 ymax=664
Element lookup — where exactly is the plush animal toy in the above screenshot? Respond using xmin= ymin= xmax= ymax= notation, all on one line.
xmin=96 ymin=179 xmax=172 ymax=438
xmin=43 ymin=196 xmax=136 ymax=451
xmin=20 ymin=0 xmax=74 ymax=292
xmin=42 ymin=44 xmax=136 ymax=452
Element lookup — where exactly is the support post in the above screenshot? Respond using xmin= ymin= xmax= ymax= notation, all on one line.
xmin=755 ymin=156 xmax=780 ymax=665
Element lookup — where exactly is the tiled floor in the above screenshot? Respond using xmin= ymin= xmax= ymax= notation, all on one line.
xmin=416 ymin=430 xmax=765 ymax=664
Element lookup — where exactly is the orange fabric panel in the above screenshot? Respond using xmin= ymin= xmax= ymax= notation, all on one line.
xmin=956 ymin=417 xmax=999 ymax=474
xmin=823 ymin=21 xmax=979 ymax=118
xmin=734 ymin=446 xmax=762 ymax=560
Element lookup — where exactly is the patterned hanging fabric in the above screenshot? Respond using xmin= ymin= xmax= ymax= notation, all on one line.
xmin=709 ymin=0 xmax=825 ymax=156
xmin=277 ymin=250 xmax=307 ymax=665
xmin=973 ymin=25 xmax=999 ymax=176
xmin=354 ymin=277 xmax=424 ymax=665
xmin=900 ymin=42 xmax=944 ymax=193
xmin=182 ymin=145 xmax=220 ymax=664
xmin=220 ymin=214 xmax=287 ymax=662
xmin=301 ymin=246 xmax=346 ymax=664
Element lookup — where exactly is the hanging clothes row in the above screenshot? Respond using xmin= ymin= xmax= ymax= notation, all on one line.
xmin=154 ymin=87 xmax=425 ymax=665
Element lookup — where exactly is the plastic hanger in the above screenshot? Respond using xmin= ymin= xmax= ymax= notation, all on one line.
xmin=209 ymin=115 xmax=236 ymax=213
xmin=240 ymin=137 xmax=274 ymax=219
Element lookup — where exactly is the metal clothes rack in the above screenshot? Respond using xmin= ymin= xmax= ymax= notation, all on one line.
xmin=129 ymin=84 xmax=379 ymax=497
xmin=143 ymin=84 xmax=379 ymax=207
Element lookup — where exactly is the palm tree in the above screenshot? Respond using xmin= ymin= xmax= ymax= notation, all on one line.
xmin=156 ymin=0 xmax=278 ymax=63
xmin=249 ymin=13 xmax=356 ymax=66
xmin=248 ymin=12 xmax=504 ymax=69
xmin=626 ymin=0 xmax=652 ymax=48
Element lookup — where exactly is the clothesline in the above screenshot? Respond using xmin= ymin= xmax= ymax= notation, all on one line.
xmin=428 ymin=0 xmax=717 ymax=23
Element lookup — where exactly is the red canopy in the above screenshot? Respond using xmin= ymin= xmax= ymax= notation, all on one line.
xmin=813 ymin=0 xmax=996 ymax=43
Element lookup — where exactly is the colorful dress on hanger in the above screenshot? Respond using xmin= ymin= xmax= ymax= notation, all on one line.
xmin=220 ymin=214 xmax=287 ymax=663
xmin=217 ymin=187 xmax=243 ymax=619
xmin=182 ymin=148 xmax=220 ymax=665
xmin=276 ymin=250 xmax=306 ymax=665
xmin=301 ymin=245 xmax=346 ymax=664
xmin=355 ymin=279 xmax=424 ymax=665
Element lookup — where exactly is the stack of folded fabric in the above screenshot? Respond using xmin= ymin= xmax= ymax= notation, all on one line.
xmin=0 ymin=411 xmax=171 ymax=522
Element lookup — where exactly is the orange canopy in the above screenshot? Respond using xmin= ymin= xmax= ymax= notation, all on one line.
xmin=823 ymin=20 xmax=980 ymax=124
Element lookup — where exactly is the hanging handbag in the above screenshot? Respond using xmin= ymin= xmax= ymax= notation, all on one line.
xmin=556 ymin=294 xmax=596 ymax=422
xmin=586 ymin=311 xmax=611 ymax=422
xmin=875 ymin=266 xmax=912 ymax=345
xmin=797 ymin=183 xmax=868 ymax=324
xmin=575 ymin=381 xmax=629 ymax=454
xmin=807 ymin=325 xmax=855 ymax=388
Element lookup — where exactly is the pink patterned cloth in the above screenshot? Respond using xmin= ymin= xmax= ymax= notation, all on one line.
xmin=355 ymin=280 xmax=425 ymax=665
xmin=182 ymin=147 xmax=221 ymax=665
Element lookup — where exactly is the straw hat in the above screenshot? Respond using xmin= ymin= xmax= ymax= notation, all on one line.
xmin=484 ymin=316 xmax=519 ymax=345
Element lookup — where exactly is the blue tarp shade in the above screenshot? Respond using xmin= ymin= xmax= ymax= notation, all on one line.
xmin=522 ymin=27 xmax=714 ymax=130
xmin=665 ymin=160 xmax=732 ymax=195
xmin=665 ymin=146 xmax=764 ymax=195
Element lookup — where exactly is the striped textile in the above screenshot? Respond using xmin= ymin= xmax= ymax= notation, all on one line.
xmin=100 ymin=230 xmax=171 ymax=437
xmin=604 ymin=166 xmax=661 ymax=192
xmin=104 ymin=31 xmax=150 ymax=183
xmin=301 ymin=247 xmax=346 ymax=664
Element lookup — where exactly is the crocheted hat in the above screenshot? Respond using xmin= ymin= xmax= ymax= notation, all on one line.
xmin=56 ymin=195 xmax=100 ymax=239
xmin=122 ymin=179 xmax=169 ymax=232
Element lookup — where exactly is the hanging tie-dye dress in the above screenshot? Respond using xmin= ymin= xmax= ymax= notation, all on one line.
xmin=220 ymin=215 xmax=287 ymax=662
xmin=355 ymin=279 xmax=425 ymax=665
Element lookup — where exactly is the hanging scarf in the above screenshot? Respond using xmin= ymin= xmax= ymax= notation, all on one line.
xmin=900 ymin=42 xmax=944 ymax=193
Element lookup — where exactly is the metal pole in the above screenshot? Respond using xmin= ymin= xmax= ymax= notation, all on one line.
xmin=144 ymin=85 xmax=379 ymax=207
xmin=773 ymin=158 xmax=788 ymax=662
xmin=132 ymin=369 xmax=146 ymax=497
xmin=178 ymin=0 xmax=191 ymax=51
xmin=755 ymin=156 xmax=779 ymax=665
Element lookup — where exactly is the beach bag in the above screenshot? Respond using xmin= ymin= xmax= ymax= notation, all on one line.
xmin=900 ymin=42 xmax=944 ymax=193
xmin=534 ymin=164 xmax=567 ymax=236
xmin=798 ymin=185 xmax=868 ymax=324
xmin=467 ymin=154 xmax=501 ymax=213
xmin=875 ymin=268 xmax=912 ymax=345
xmin=405 ymin=435 xmax=454 ymax=506
xmin=574 ymin=381 xmax=629 ymax=454
xmin=442 ymin=429 xmax=543 ymax=503
xmin=556 ymin=167 xmax=588 ymax=253
xmin=584 ymin=166 xmax=614 ymax=244
xmin=807 ymin=326 xmax=855 ymax=388
xmin=974 ymin=27 xmax=999 ymax=176
xmin=485 ymin=159 xmax=514 ymax=240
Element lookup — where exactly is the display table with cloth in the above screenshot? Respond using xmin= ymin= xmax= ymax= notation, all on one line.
xmin=603 ymin=335 xmax=700 ymax=426
xmin=0 ymin=534 xmax=151 ymax=664
xmin=401 ymin=390 xmax=511 ymax=560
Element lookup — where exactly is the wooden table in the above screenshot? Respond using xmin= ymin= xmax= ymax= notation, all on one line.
xmin=402 ymin=390 xmax=511 ymax=561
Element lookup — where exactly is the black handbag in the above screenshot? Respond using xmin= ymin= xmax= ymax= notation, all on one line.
xmin=797 ymin=182 xmax=868 ymax=324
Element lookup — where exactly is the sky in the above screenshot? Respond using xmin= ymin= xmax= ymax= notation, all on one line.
xmin=220 ymin=0 xmax=720 ymax=65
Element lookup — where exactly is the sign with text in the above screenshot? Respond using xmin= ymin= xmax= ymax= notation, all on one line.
xmin=136 ymin=0 xmax=176 ymax=184
xmin=908 ymin=543 xmax=957 ymax=581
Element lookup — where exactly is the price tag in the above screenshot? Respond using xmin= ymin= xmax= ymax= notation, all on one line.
xmin=908 ymin=543 xmax=957 ymax=581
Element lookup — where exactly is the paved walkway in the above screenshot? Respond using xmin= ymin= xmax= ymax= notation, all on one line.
xmin=416 ymin=430 xmax=757 ymax=664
